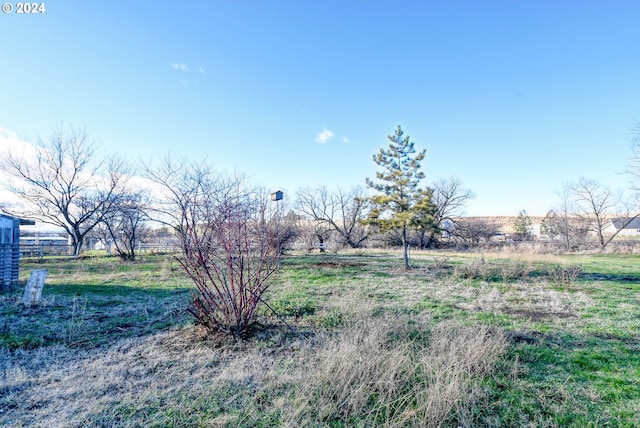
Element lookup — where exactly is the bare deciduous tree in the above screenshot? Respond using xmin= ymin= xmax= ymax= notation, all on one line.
xmin=295 ymin=217 xmax=333 ymax=252
xmin=569 ymin=177 xmax=638 ymax=250
xmin=541 ymin=185 xmax=589 ymax=251
xmin=98 ymin=192 xmax=150 ymax=261
xmin=422 ymin=177 xmax=474 ymax=248
xmin=2 ymin=125 xmax=129 ymax=257
xmin=452 ymin=217 xmax=499 ymax=247
xmin=296 ymin=186 xmax=368 ymax=249
xmin=255 ymin=190 xmax=299 ymax=255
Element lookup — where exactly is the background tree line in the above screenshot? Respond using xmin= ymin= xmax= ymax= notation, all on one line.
xmin=4 ymin=122 xmax=640 ymax=335
xmin=3 ymin=122 xmax=640 ymax=262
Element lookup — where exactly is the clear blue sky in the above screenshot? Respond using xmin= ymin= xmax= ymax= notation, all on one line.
xmin=1 ymin=0 xmax=639 ymax=215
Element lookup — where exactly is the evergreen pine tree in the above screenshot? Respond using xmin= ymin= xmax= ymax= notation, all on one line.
xmin=364 ymin=125 xmax=435 ymax=269
xmin=513 ymin=209 xmax=533 ymax=241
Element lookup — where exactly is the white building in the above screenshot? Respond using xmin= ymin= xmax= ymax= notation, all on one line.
xmin=602 ymin=218 xmax=640 ymax=237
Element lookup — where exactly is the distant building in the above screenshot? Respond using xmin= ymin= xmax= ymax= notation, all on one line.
xmin=441 ymin=219 xmax=455 ymax=237
xmin=602 ymin=217 xmax=640 ymax=237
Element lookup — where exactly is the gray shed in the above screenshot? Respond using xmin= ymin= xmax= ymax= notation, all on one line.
xmin=0 ymin=214 xmax=35 ymax=288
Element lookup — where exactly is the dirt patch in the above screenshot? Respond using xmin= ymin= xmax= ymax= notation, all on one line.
xmin=508 ymin=330 xmax=546 ymax=344
xmin=313 ymin=261 xmax=364 ymax=268
xmin=507 ymin=330 xmax=569 ymax=347
xmin=502 ymin=307 xmax=576 ymax=321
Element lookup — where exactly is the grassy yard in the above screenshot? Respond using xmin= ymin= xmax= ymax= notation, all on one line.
xmin=1 ymin=250 xmax=639 ymax=427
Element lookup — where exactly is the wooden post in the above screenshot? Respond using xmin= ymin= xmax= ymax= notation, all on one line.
xmin=22 ymin=269 xmax=48 ymax=306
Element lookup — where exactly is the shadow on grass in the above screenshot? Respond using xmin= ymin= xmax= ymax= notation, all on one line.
xmin=0 ymin=283 xmax=192 ymax=351
xmin=579 ymin=273 xmax=640 ymax=284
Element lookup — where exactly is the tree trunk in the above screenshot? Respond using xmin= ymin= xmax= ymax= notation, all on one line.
xmin=73 ymin=237 xmax=83 ymax=259
xmin=316 ymin=233 xmax=325 ymax=253
xmin=597 ymin=229 xmax=605 ymax=250
xmin=402 ymin=226 xmax=409 ymax=270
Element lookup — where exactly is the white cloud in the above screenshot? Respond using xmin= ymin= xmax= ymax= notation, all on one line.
xmin=315 ymin=128 xmax=335 ymax=144
xmin=342 ymin=137 xmax=350 ymax=144
xmin=0 ymin=129 xmax=35 ymax=205
xmin=0 ymin=127 xmax=36 ymax=158
xmin=0 ymin=127 xmax=19 ymax=140
xmin=170 ymin=62 xmax=189 ymax=72
xmin=198 ymin=67 xmax=206 ymax=74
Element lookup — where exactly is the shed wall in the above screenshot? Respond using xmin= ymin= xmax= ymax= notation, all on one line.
xmin=0 ymin=216 xmax=20 ymax=288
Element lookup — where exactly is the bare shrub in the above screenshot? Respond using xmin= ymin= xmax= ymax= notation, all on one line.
xmin=432 ymin=254 xmax=451 ymax=271
xmin=285 ymin=319 xmax=506 ymax=427
xmin=499 ymin=259 xmax=532 ymax=283
xmin=144 ymin=158 xmax=289 ymax=337
xmin=547 ymin=265 xmax=583 ymax=286
xmin=505 ymin=242 xmax=542 ymax=254
xmin=603 ymin=241 xmax=640 ymax=254
xmin=179 ymin=185 xmax=284 ymax=337
xmin=454 ymin=256 xmax=493 ymax=281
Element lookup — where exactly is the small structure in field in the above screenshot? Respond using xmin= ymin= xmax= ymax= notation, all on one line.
xmin=0 ymin=214 xmax=35 ymax=289
xmin=22 ymin=269 xmax=48 ymax=306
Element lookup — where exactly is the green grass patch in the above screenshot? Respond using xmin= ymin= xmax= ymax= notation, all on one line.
xmin=1 ymin=250 xmax=639 ymax=427
xmin=567 ymin=253 xmax=640 ymax=278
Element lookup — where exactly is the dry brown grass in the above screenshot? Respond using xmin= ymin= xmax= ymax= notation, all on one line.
xmin=1 ymin=314 xmax=506 ymax=427
xmin=1 ymin=326 xmax=288 ymax=427
xmin=284 ymin=318 xmax=507 ymax=427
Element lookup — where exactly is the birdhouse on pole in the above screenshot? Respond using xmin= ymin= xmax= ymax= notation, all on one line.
xmin=271 ymin=190 xmax=283 ymax=201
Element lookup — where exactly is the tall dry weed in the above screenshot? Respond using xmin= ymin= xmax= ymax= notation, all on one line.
xmin=63 ymin=297 xmax=88 ymax=346
xmin=454 ymin=256 xmax=492 ymax=281
xmin=547 ymin=265 xmax=582 ymax=287
xmin=432 ymin=255 xmax=452 ymax=271
xmin=499 ymin=259 xmax=532 ymax=283
xmin=284 ymin=318 xmax=506 ymax=427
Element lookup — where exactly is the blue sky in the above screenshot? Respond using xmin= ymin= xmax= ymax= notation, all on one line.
xmin=1 ymin=0 xmax=639 ymax=215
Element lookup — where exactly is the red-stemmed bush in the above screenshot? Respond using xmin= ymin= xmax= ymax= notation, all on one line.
xmin=178 ymin=188 xmax=284 ymax=337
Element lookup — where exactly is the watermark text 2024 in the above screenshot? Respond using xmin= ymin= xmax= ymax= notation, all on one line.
xmin=2 ymin=3 xmax=46 ymax=14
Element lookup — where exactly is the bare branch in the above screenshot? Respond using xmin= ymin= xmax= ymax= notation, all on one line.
xmin=2 ymin=125 xmax=130 ymax=257
xmin=295 ymin=186 xmax=368 ymax=248
xmin=568 ymin=177 xmax=638 ymax=250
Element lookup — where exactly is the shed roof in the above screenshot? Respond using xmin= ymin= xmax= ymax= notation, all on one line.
xmin=0 ymin=213 xmax=36 ymax=226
